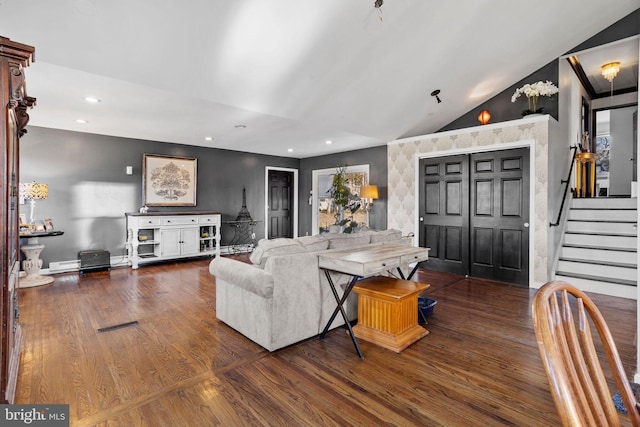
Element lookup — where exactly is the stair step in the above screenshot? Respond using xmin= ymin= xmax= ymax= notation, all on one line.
xmin=561 ymin=246 xmax=637 ymax=264
xmin=571 ymin=197 xmax=637 ymax=209
xmin=562 ymin=244 xmax=636 ymax=253
xmin=554 ymin=272 xmax=637 ymax=299
xmin=555 ymin=271 xmax=637 ymax=287
xmin=568 ymin=209 xmax=637 ymax=222
xmin=559 ymin=257 xmax=636 ymax=269
xmin=564 ymin=233 xmax=637 ymax=249
xmin=557 ymin=258 xmax=636 ymax=281
xmin=566 ymin=221 xmax=637 ymax=235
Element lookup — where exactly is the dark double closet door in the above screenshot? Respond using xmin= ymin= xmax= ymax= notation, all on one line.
xmin=418 ymin=148 xmax=530 ymax=285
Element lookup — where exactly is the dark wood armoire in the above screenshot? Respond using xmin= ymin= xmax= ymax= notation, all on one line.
xmin=0 ymin=37 xmax=35 ymax=403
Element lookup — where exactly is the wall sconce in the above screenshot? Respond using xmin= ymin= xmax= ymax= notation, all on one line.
xmin=477 ymin=110 xmax=491 ymax=125
xmin=19 ymin=181 xmax=48 ymax=223
xmin=360 ymin=184 xmax=379 ymax=212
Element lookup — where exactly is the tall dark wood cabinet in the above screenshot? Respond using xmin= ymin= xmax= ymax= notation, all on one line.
xmin=0 ymin=37 xmax=35 ymax=403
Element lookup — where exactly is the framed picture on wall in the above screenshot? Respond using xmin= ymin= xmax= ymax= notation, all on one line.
xmin=44 ymin=218 xmax=54 ymax=231
xmin=143 ymin=154 xmax=197 ymax=206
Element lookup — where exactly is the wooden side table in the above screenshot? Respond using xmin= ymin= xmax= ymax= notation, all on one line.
xmin=575 ymin=152 xmax=596 ymax=198
xmin=352 ymin=276 xmax=430 ymax=353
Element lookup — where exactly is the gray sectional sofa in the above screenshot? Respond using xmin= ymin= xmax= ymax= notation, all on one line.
xmin=209 ymin=229 xmax=411 ymax=351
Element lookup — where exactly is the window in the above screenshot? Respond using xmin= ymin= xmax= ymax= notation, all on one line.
xmin=311 ymin=165 xmax=370 ymax=235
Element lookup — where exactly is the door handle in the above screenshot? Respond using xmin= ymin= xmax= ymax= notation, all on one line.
xmin=419 ymin=217 xmax=424 ymax=222
xmin=524 ymin=222 xmax=529 ymax=228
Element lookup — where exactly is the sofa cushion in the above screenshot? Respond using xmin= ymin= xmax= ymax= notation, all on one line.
xmin=249 ymin=238 xmax=303 ymax=266
xmin=297 ymin=235 xmax=329 ymax=252
xmin=370 ymin=228 xmax=403 ymax=244
xmin=325 ymin=233 xmax=371 ymax=249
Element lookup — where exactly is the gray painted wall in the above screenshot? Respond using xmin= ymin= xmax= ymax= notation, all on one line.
xmin=20 ymin=126 xmax=299 ymax=267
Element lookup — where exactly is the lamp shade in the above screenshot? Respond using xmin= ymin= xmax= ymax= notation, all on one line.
xmin=360 ymin=185 xmax=378 ymax=199
xmin=478 ymin=110 xmax=491 ymax=125
xmin=19 ymin=182 xmax=48 ymax=200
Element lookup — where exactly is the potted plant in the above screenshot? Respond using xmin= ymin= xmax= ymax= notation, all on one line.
xmin=511 ymin=80 xmax=559 ymax=116
xmin=328 ymin=166 xmax=361 ymax=233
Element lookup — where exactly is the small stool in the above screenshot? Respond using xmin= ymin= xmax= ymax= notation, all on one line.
xmin=352 ymin=276 xmax=430 ymax=353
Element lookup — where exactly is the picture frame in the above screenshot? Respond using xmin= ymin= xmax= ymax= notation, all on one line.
xmin=44 ymin=218 xmax=54 ymax=231
xmin=143 ymin=154 xmax=197 ymax=206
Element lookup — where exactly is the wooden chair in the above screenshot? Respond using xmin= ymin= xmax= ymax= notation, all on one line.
xmin=532 ymin=280 xmax=640 ymax=426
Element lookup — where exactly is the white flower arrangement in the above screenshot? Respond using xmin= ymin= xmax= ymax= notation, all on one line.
xmin=511 ymin=80 xmax=559 ymax=115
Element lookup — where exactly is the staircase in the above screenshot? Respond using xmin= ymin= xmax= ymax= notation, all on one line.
xmin=555 ymin=197 xmax=637 ymax=299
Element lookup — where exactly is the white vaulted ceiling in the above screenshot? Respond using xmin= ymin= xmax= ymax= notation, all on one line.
xmin=0 ymin=1 xmax=638 ymax=158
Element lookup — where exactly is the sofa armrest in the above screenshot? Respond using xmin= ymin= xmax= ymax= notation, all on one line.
xmin=209 ymin=257 xmax=274 ymax=298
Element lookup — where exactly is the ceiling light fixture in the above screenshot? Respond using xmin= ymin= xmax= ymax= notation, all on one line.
xmin=601 ymin=62 xmax=620 ymax=82
xmin=431 ymin=89 xmax=442 ymax=103
xmin=287 ymin=148 xmax=293 ymax=152
xmin=234 ymin=124 xmax=246 ymax=129
xmin=76 ymin=119 xmax=88 ymax=123
xmin=601 ymin=61 xmax=621 ymax=97
xmin=374 ymin=0 xmax=383 ymax=21
xmin=204 ymin=136 xmax=213 ymax=141
xmin=84 ymin=96 xmax=101 ymax=103
xmin=325 ymin=140 xmax=332 ymax=145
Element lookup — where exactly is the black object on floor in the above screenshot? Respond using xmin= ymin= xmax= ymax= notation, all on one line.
xmin=418 ymin=297 xmax=437 ymax=324
xmin=97 ymin=320 xmax=139 ymax=333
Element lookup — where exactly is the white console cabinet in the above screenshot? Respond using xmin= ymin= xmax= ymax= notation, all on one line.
xmin=126 ymin=212 xmax=221 ymax=269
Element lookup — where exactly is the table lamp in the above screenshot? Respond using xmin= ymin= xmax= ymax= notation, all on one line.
xmin=19 ymin=181 xmax=48 ymax=223
xmin=360 ymin=184 xmax=379 ymax=212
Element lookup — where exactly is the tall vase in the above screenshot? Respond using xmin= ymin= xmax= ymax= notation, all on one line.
xmin=330 ymin=207 xmax=345 ymax=233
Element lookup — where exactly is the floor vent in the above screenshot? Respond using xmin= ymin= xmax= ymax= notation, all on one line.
xmin=79 ymin=250 xmax=111 ymax=274
xmin=97 ymin=320 xmax=139 ymax=333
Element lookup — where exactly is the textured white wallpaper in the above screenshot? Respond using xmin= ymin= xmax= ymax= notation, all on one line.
xmin=387 ymin=116 xmax=551 ymax=285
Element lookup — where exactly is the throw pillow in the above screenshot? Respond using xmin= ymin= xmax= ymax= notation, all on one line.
xmin=249 ymin=238 xmax=302 ymax=266
xmin=370 ymin=228 xmax=403 ymax=244
xmin=297 ymin=235 xmax=329 ymax=252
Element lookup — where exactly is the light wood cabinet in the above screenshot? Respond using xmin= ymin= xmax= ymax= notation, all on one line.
xmin=0 ymin=36 xmax=35 ymax=403
xmin=126 ymin=212 xmax=221 ymax=269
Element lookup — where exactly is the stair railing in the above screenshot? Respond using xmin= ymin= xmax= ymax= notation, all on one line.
xmin=550 ymin=145 xmax=579 ymax=227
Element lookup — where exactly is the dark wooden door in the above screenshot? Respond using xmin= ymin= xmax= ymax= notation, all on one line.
xmin=418 ymin=148 xmax=530 ymax=285
xmin=469 ymin=149 xmax=530 ymax=285
xmin=268 ymin=170 xmax=293 ymax=239
xmin=418 ymin=155 xmax=470 ymax=275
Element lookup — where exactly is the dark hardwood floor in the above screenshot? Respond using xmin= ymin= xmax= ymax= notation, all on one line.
xmin=16 ymin=256 xmax=636 ymax=426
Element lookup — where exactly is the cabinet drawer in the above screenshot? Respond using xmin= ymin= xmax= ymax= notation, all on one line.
xmin=401 ymin=252 xmax=427 ymax=265
xmin=137 ymin=217 xmax=161 ymax=226
xmin=361 ymin=258 xmax=401 ymax=276
xmin=161 ymin=216 xmax=198 ymax=226
xmin=199 ymin=215 xmax=220 ymax=224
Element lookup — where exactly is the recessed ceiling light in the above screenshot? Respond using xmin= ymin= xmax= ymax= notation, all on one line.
xmin=204 ymin=136 xmax=213 ymax=141
xmin=287 ymin=148 xmax=293 ymax=152
xmin=76 ymin=119 xmax=88 ymax=123
xmin=234 ymin=124 xmax=247 ymax=129
xmin=84 ymin=97 xmax=101 ymax=103
xmin=325 ymin=140 xmax=333 ymax=145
